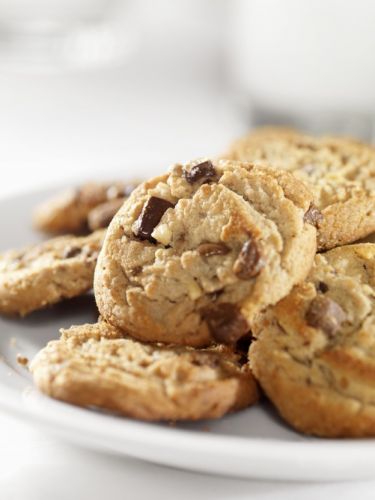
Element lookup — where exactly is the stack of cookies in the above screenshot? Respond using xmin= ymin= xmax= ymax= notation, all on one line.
xmin=2 ymin=127 xmax=375 ymax=437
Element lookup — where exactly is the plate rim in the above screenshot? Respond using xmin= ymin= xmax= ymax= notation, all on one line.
xmin=1 ymin=383 xmax=375 ymax=480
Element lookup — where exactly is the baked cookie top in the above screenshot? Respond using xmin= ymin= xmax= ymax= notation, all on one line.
xmin=94 ymin=159 xmax=317 ymax=347
xmin=0 ymin=229 xmax=105 ymax=315
xmin=30 ymin=321 xmax=258 ymax=421
xmin=224 ymin=127 xmax=375 ymax=250
xmin=33 ymin=181 xmax=138 ymax=234
xmin=250 ymin=243 xmax=375 ymax=437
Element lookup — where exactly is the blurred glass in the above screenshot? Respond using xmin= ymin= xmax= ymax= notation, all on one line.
xmin=0 ymin=0 xmax=136 ymax=71
xmin=229 ymin=0 xmax=375 ymax=141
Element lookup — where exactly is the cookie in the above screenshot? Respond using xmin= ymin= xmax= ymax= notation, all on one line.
xmin=87 ymin=198 xmax=125 ymax=231
xmin=250 ymin=243 xmax=375 ymax=437
xmin=94 ymin=159 xmax=317 ymax=347
xmin=224 ymin=127 xmax=375 ymax=250
xmin=0 ymin=229 xmax=105 ymax=315
xmin=34 ymin=181 xmax=138 ymax=234
xmin=30 ymin=321 xmax=258 ymax=421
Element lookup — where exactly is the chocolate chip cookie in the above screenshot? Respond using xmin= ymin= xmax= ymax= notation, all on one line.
xmin=0 ymin=229 xmax=105 ymax=315
xmin=94 ymin=159 xmax=317 ymax=347
xmin=34 ymin=181 xmax=138 ymax=234
xmin=224 ymin=127 xmax=375 ymax=250
xmin=250 ymin=243 xmax=375 ymax=437
xmin=30 ymin=321 xmax=258 ymax=421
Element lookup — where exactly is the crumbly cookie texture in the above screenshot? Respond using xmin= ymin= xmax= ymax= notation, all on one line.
xmin=224 ymin=127 xmax=375 ymax=250
xmin=94 ymin=159 xmax=317 ymax=347
xmin=0 ymin=229 xmax=105 ymax=316
xmin=30 ymin=321 xmax=258 ymax=421
xmin=250 ymin=243 xmax=375 ymax=437
xmin=33 ymin=181 xmax=138 ymax=234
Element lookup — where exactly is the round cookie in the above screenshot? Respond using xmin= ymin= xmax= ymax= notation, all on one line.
xmin=224 ymin=127 xmax=375 ymax=250
xmin=0 ymin=229 xmax=105 ymax=316
xmin=34 ymin=181 xmax=138 ymax=234
xmin=30 ymin=321 xmax=258 ymax=421
xmin=95 ymin=159 xmax=317 ymax=347
xmin=250 ymin=243 xmax=375 ymax=437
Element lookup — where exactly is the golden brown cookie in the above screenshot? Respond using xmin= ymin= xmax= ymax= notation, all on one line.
xmin=33 ymin=181 xmax=138 ymax=234
xmin=30 ymin=321 xmax=258 ymax=421
xmin=224 ymin=127 xmax=375 ymax=250
xmin=0 ymin=229 xmax=105 ymax=315
xmin=250 ymin=243 xmax=375 ymax=437
xmin=95 ymin=159 xmax=317 ymax=347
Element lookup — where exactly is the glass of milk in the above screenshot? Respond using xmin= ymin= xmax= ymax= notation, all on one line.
xmin=0 ymin=0 xmax=135 ymax=70
xmin=229 ymin=0 xmax=375 ymax=140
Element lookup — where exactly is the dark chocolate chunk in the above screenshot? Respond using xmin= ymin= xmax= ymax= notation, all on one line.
xmin=304 ymin=203 xmax=323 ymax=227
xmin=305 ymin=296 xmax=346 ymax=337
xmin=317 ymin=281 xmax=329 ymax=293
xmin=133 ymin=196 xmax=174 ymax=242
xmin=197 ymin=242 xmax=230 ymax=257
xmin=62 ymin=246 xmax=81 ymax=259
xmin=233 ymin=238 xmax=264 ymax=280
xmin=203 ymin=303 xmax=249 ymax=344
xmin=183 ymin=160 xmax=216 ymax=184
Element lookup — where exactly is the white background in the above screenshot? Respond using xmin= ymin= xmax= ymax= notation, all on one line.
xmin=0 ymin=2 xmax=375 ymax=498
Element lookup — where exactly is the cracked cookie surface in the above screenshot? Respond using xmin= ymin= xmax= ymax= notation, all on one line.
xmin=34 ymin=181 xmax=138 ymax=234
xmin=30 ymin=321 xmax=258 ymax=421
xmin=224 ymin=127 xmax=375 ymax=250
xmin=0 ymin=229 xmax=105 ymax=315
xmin=94 ymin=159 xmax=317 ymax=347
xmin=250 ymin=243 xmax=375 ymax=437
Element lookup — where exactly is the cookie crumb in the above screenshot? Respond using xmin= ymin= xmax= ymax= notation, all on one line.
xmin=16 ymin=354 xmax=29 ymax=366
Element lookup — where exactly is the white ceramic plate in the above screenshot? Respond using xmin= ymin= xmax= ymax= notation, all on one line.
xmin=1 ymin=187 xmax=375 ymax=482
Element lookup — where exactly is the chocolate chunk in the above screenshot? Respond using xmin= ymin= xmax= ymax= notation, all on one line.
xmin=233 ymin=238 xmax=264 ymax=280
xmin=183 ymin=160 xmax=216 ymax=184
xmin=304 ymin=203 xmax=323 ymax=227
xmin=203 ymin=303 xmax=249 ymax=344
xmin=197 ymin=242 xmax=230 ymax=257
xmin=62 ymin=246 xmax=81 ymax=259
xmin=133 ymin=196 xmax=174 ymax=242
xmin=305 ymin=296 xmax=346 ymax=337
xmin=317 ymin=281 xmax=329 ymax=293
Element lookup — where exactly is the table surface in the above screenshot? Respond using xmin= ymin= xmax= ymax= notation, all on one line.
xmin=0 ymin=62 xmax=374 ymax=499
